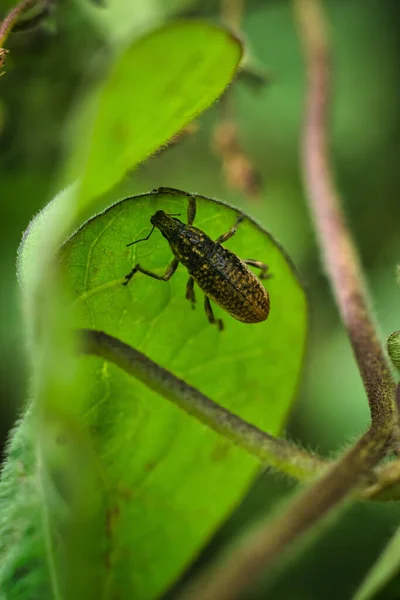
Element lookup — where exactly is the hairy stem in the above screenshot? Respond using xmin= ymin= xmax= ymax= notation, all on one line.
xmin=295 ymin=0 xmax=396 ymax=429
xmin=78 ymin=329 xmax=324 ymax=482
xmin=178 ymin=430 xmax=380 ymax=600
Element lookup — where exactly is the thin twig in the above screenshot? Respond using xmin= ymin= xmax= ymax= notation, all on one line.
xmin=221 ymin=0 xmax=244 ymax=33
xmin=0 ymin=0 xmax=37 ymax=46
xmin=78 ymin=329 xmax=325 ymax=482
xmin=0 ymin=0 xmax=39 ymax=73
xmin=295 ymin=0 xmax=396 ymax=430
xmin=213 ymin=0 xmax=262 ymax=199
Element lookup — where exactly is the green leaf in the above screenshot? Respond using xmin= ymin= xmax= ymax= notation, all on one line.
xmin=352 ymin=525 xmax=400 ymax=600
xmin=53 ymin=187 xmax=307 ymax=599
xmin=69 ymin=20 xmax=243 ymax=208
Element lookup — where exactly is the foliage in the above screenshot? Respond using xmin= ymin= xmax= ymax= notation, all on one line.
xmin=1 ymin=1 xmax=400 ymax=600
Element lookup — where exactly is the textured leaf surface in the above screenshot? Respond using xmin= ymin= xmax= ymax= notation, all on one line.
xmin=56 ymin=187 xmax=308 ymax=599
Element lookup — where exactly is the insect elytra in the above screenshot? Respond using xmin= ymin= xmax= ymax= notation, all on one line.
xmin=123 ymin=194 xmax=271 ymax=330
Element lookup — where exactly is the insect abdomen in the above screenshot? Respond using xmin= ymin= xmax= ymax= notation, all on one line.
xmin=189 ymin=245 xmax=270 ymax=324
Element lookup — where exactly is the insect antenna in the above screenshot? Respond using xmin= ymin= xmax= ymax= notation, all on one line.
xmin=126 ymin=225 xmax=155 ymax=247
xmin=126 ymin=214 xmax=181 ymax=247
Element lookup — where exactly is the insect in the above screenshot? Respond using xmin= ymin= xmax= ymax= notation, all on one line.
xmin=123 ymin=195 xmax=271 ymax=330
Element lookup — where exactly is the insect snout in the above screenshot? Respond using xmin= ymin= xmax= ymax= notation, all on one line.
xmin=150 ymin=210 xmax=165 ymax=225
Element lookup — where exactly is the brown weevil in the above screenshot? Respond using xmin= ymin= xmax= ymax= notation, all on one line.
xmin=123 ymin=195 xmax=271 ymax=330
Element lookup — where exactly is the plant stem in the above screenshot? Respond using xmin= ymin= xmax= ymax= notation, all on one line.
xmin=78 ymin=329 xmax=324 ymax=482
xmin=221 ymin=0 xmax=244 ymax=33
xmin=0 ymin=0 xmax=37 ymax=47
xmin=178 ymin=430 xmax=379 ymax=600
xmin=0 ymin=0 xmax=44 ymax=74
xmin=295 ymin=0 xmax=396 ymax=429
xmin=79 ymin=329 xmax=400 ymax=502
xmin=363 ymin=457 xmax=400 ymax=501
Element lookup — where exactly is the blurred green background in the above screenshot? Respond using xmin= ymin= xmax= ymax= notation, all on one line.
xmin=1 ymin=0 xmax=400 ymax=598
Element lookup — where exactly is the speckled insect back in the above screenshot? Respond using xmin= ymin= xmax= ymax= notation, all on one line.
xmin=123 ymin=195 xmax=271 ymax=330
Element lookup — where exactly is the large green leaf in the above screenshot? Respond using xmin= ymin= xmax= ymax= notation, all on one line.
xmin=54 ymin=187 xmax=308 ymax=599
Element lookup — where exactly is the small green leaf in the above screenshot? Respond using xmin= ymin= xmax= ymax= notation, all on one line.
xmin=53 ymin=188 xmax=308 ymax=599
xmin=69 ymin=21 xmax=243 ymax=208
xmin=352 ymin=525 xmax=400 ymax=600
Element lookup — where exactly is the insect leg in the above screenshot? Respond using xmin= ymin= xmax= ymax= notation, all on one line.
xmin=185 ymin=276 xmax=196 ymax=309
xmin=215 ymin=215 xmax=244 ymax=244
xmin=123 ymin=257 xmax=179 ymax=286
xmin=187 ymin=196 xmax=197 ymax=225
xmin=204 ymin=296 xmax=224 ymax=331
xmin=243 ymin=259 xmax=271 ymax=280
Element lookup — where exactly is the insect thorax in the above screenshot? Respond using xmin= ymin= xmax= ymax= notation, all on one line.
xmin=169 ymin=225 xmax=214 ymax=269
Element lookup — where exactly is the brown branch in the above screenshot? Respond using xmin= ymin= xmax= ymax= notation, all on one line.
xmin=295 ymin=0 xmax=396 ymax=430
xmin=0 ymin=0 xmax=39 ymax=73
xmin=213 ymin=0 xmax=263 ymax=199
xmin=0 ymin=0 xmax=38 ymax=44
